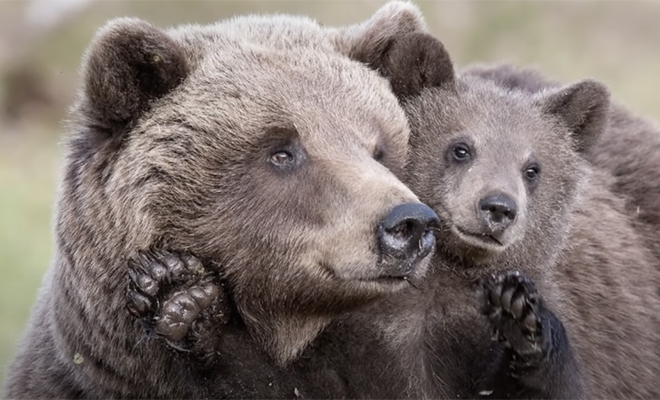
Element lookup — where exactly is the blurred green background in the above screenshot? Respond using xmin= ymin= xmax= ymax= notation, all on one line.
xmin=1 ymin=0 xmax=659 ymax=386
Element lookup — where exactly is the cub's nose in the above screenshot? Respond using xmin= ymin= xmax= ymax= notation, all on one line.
xmin=478 ymin=193 xmax=517 ymax=233
xmin=378 ymin=203 xmax=439 ymax=277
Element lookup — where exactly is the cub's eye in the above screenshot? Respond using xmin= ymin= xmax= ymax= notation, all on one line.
xmin=269 ymin=150 xmax=294 ymax=166
xmin=524 ymin=165 xmax=540 ymax=182
xmin=451 ymin=143 xmax=471 ymax=162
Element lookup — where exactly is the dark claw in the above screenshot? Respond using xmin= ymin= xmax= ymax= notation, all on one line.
xmin=127 ymin=249 xmax=224 ymax=344
xmin=511 ymin=291 xmax=525 ymax=319
xmin=523 ymin=312 xmax=538 ymax=333
xmin=182 ymin=253 xmax=204 ymax=273
xmin=162 ymin=253 xmax=186 ymax=275
xmin=480 ymin=270 xmax=546 ymax=359
xmin=149 ymin=262 xmax=169 ymax=281
xmin=500 ymin=287 xmax=515 ymax=313
xmin=127 ymin=290 xmax=153 ymax=318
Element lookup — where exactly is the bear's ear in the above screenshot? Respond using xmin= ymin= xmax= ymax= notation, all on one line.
xmin=80 ymin=18 xmax=189 ymax=132
xmin=339 ymin=1 xmax=427 ymax=60
xmin=537 ymin=79 xmax=610 ymax=154
xmin=337 ymin=2 xmax=455 ymax=99
xmin=364 ymin=32 xmax=456 ymax=99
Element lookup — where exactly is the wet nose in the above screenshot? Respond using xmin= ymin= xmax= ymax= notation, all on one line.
xmin=478 ymin=193 xmax=517 ymax=232
xmin=378 ymin=203 xmax=439 ymax=276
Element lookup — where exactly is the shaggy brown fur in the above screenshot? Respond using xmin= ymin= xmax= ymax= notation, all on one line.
xmin=360 ymin=31 xmax=660 ymax=399
xmin=3 ymin=6 xmax=442 ymax=398
xmin=121 ymin=8 xmax=660 ymax=399
xmin=124 ymin=5 xmax=595 ymax=399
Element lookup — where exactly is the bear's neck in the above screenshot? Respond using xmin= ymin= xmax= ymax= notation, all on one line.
xmin=43 ymin=166 xmax=181 ymax=394
xmin=242 ymin=308 xmax=332 ymax=365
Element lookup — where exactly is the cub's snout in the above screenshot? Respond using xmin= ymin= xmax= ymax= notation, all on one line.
xmin=478 ymin=192 xmax=518 ymax=236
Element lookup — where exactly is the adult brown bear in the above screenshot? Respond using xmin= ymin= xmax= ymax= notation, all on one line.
xmin=3 ymin=7 xmax=442 ymax=399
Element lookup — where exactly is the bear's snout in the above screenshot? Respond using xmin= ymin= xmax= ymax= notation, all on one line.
xmin=477 ymin=193 xmax=518 ymax=235
xmin=377 ymin=203 xmax=439 ymax=277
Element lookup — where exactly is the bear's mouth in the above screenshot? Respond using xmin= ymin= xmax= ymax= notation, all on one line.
xmin=452 ymin=225 xmax=505 ymax=251
xmin=357 ymin=276 xmax=409 ymax=285
xmin=320 ymin=262 xmax=412 ymax=288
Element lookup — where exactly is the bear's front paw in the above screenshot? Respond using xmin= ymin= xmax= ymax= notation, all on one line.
xmin=127 ymin=250 xmax=223 ymax=342
xmin=481 ymin=271 xmax=546 ymax=369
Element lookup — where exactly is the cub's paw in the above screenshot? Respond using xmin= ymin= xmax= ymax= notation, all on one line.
xmin=481 ymin=271 xmax=546 ymax=366
xmin=479 ymin=271 xmax=585 ymax=397
xmin=127 ymin=250 xmax=224 ymax=342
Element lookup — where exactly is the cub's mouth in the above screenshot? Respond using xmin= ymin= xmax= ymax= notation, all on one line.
xmin=452 ymin=225 xmax=505 ymax=252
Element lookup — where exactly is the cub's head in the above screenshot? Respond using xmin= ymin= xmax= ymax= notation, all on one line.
xmin=351 ymin=31 xmax=610 ymax=271
xmin=64 ymin=12 xmax=439 ymax=362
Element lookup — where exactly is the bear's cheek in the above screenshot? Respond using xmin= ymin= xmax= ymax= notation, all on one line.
xmin=309 ymin=162 xmax=432 ymax=280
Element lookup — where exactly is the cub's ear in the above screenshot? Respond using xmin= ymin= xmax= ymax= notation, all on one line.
xmin=336 ymin=1 xmax=454 ymax=99
xmin=80 ymin=18 xmax=189 ymax=131
xmin=537 ymin=79 xmax=610 ymax=154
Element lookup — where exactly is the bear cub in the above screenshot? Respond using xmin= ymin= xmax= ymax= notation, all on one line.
xmin=361 ymin=31 xmax=660 ymax=399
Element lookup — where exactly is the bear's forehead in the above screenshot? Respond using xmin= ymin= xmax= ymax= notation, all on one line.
xmin=139 ymin=42 xmax=408 ymax=157
xmin=168 ymin=14 xmax=336 ymax=58
xmin=462 ymin=88 xmax=562 ymax=142
xmin=138 ymin=17 xmax=411 ymax=156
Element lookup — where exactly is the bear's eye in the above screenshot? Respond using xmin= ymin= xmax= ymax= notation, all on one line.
xmin=451 ymin=143 xmax=471 ymax=162
xmin=524 ymin=164 xmax=540 ymax=182
xmin=270 ymin=150 xmax=294 ymax=166
xmin=373 ymin=148 xmax=385 ymax=163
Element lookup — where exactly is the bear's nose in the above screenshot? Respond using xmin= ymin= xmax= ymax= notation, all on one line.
xmin=377 ymin=203 xmax=439 ymax=277
xmin=478 ymin=193 xmax=517 ymax=233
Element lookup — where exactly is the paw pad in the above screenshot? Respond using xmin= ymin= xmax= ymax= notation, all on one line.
xmin=126 ymin=250 xmax=220 ymax=342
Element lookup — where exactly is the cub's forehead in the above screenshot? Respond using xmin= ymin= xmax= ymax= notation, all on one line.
xmin=458 ymin=82 xmax=553 ymax=138
xmin=432 ymin=78 xmax=568 ymax=163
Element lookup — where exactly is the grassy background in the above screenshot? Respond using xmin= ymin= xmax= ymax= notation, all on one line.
xmin=1 ymin=0 xmax=659 ymax=386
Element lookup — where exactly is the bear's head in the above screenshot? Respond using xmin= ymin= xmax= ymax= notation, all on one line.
xmin=60 ymin=12 xmax=439 ymax=364
xmin=351 ymin=32 xmax=610 ymax=274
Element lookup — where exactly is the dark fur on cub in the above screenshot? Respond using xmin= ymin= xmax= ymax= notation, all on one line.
xmin=362 ymin=33 xmax=660 ymax=399
xmin=4 ymin=5 xmax=442 ymax=398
